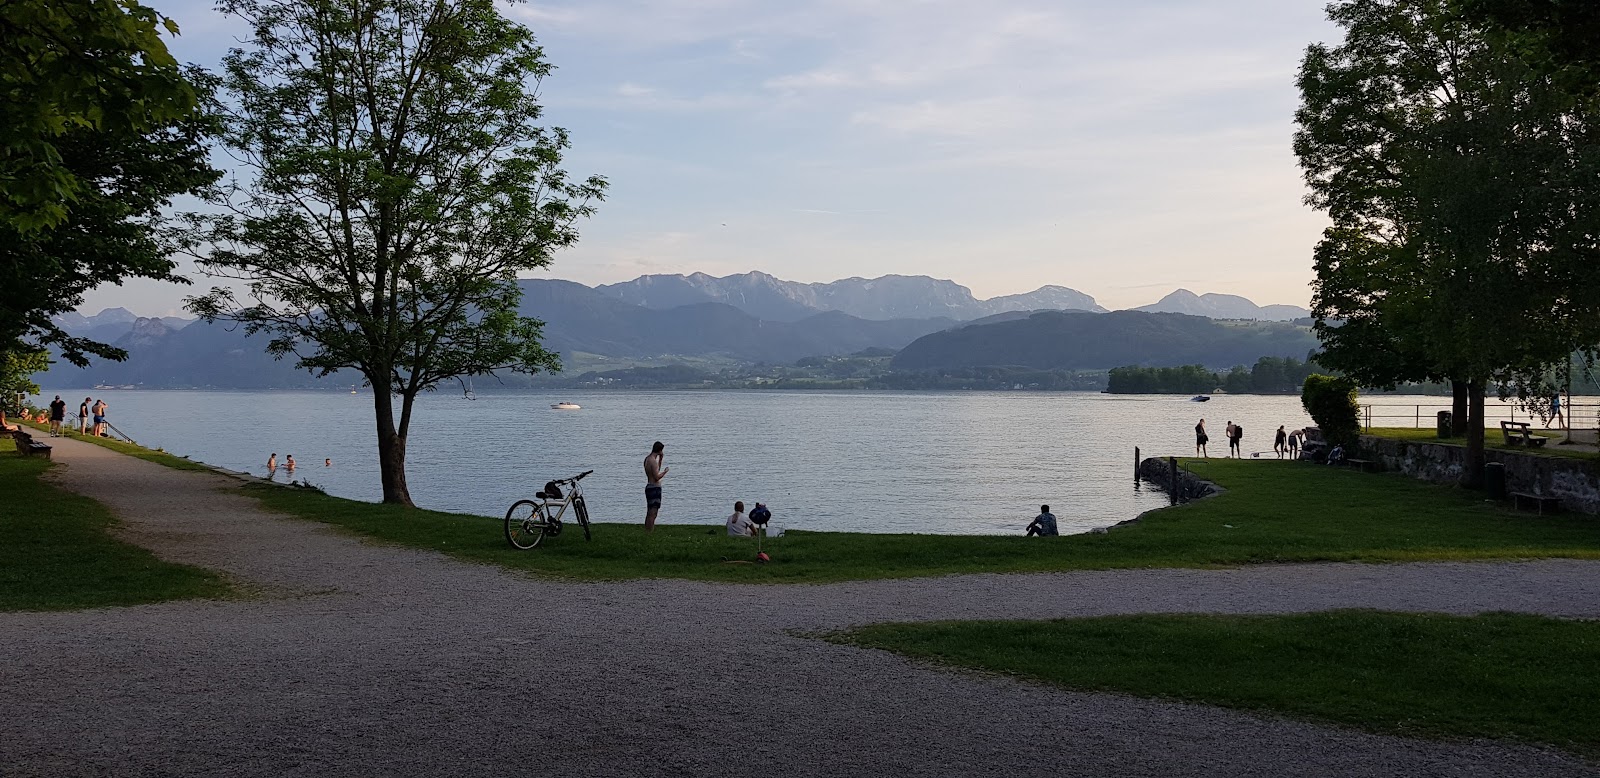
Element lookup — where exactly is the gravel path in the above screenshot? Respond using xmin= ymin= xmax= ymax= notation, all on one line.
xmin=3 ymin=436 xmax=1598 ymax=777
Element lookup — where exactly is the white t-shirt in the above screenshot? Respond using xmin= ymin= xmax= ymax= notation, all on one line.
xmin=726 ymin=511 xmax=755 ymax=537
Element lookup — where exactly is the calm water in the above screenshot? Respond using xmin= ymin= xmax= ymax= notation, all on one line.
xmin=37 ymin=388 xmax=1379 ymax=535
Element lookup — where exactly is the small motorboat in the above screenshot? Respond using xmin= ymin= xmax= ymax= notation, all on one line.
xmin=1191 ymin=395 xmax=1211 ymax=402
xmin=551 ymin=402 xmax=581 ymax=410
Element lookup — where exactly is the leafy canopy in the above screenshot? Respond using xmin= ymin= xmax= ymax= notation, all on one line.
xmin=0 ymin=0 xmax=198 ymax=232
xmin=185 ymin=0 xmax=605 ymax=504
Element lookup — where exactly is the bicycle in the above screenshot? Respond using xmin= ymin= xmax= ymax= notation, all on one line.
xmin=505 ymin=470 xmax=594 ymax=549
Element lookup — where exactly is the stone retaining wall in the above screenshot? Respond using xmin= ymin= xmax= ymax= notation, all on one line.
xmin=1359 ymin=434 xmax=1600 ymax=515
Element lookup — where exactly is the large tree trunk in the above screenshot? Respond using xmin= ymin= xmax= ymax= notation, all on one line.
xmin=1463 ymin=379 xmax=1486 ymax=488
xmin=1450 ymin=378 xmax=1468 ymax=436
xmin=373 ymin=383 xmax=414 ymax=506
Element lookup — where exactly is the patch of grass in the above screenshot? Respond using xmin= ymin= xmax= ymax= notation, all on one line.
xmin=835 ymin=611 xmax=1600 ymax=755
xmin=1366 ymin=426 xmax=1597 ymax=461
xmin=16 ymin=418 xmax=213 ymax=471
xmin=245 ymin=457 xmax=1600 ymax=583
xmin=0 ymin=450 xmax=232 ymax=611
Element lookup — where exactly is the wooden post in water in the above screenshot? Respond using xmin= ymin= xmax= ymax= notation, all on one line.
xmin=1134 ymin=446 xmax=1140 ymax=481
xmin=1168 ymin=456 xmax=1178 ymax=505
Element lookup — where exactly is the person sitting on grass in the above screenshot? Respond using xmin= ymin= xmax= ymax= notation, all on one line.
xmin=1327 ymin=444 xmax=1346 ymax=466
xmin=1026 ymin=505 xmax=1058 ymax=537
xmin=726 ymin=500 xmax=755 ymax=537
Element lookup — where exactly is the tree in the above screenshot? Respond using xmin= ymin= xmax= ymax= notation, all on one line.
xmin=1295 ymin=0 xmax=1595 ymax=484
xmin=0 ymin=348 xmax=48 ymax=416
xmin=1302 ymin=374 xmax=1362 ymax=447
xmin=1 ymin=0 xmax=200 ymax=231
xmin=187 ymin=0 xmax=606 ymax=506
xmin=0 ymin=77 xmax=220 ymax=366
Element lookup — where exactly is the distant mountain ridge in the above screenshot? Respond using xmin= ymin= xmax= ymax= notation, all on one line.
xmin=893 ymin=310 xmax=1319 ymax=371
xmin=595 ymin=271 xmax=1107 ymax=322
xmin=1133 ymin=289 xmax=1309 ymax=322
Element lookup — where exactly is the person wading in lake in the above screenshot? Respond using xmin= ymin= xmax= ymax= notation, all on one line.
xmin=643 ymin=441 xmax=668 ymax=532
xmin=1195 ymin=419 xmax=1209 ymax=457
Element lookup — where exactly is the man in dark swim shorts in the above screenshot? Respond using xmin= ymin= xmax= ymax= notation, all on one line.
xmin=643 ymin=441 xmax=668 ymax=531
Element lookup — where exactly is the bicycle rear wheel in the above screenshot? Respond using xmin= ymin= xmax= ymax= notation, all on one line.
xmin=505 ymin=500 xmax=548 ymax=549
xmin=575 ymin=496 xmax=592 ymax=541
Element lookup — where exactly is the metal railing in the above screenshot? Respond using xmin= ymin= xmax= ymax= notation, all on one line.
xmin=1359 ymin=402 xmax=1598 ymax=430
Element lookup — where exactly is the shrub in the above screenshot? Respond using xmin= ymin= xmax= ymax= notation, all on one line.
xmin=1302 ymin=374 xmax=1360 ymax=446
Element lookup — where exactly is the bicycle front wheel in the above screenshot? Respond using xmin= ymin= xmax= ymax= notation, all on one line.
xmin=575 ymin=496 xmax=592 ymax=541
xmin=505 ymin=500 xmax=548 ymax=549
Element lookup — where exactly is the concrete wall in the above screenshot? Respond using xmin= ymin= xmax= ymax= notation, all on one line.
xmin=1359 ymin=434 xmax=1600 ymax=515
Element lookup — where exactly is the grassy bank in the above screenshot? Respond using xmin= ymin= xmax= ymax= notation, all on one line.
xmin=836 ymin=611 xmax=1600 ymax=755
xmin=246 ymin=455 xmax=1600 ymax=583
xmin=1365 ymin=426 xmax=1594 ymax=461
xmin=15 ymin=419 xmax=213 ymax=471
xmin=0 ymin=450 xmax=232 ymax=611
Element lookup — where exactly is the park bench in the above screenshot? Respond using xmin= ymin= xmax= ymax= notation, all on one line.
xmin=1510 ymin=491 xmax=1561 ymax=515
xmin=1500 ymin=421 xmax=1549 ymax=448
xmin=9 ymin=429 xmax=52 ymax=459
xmin=1343 ymin=457 xmax=1379 ymax=472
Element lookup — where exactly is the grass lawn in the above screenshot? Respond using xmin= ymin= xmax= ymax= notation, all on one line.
xmin=15 ymin=418 xmax=213 ymax=471
xmin=0 ymin=450 xmax=232 ymax=611
xmin=245 ymin=455 xmax=1600 ymax=583
xmin=835 ymin=610 xmax=1600 ymax=755
xmin=1366 ymin=426 xmax=1596 ymax=461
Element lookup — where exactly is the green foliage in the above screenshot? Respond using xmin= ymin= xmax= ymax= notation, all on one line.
xmin=0 ymin=79 xmax=219 ymax=366
xmin=839 ymin=611 xmax=1600 ymax=755
xmin=0 ymin=451 xmax=231 ymax=611
xmin=1107 ymin=364 xmax=1216 ymax=394
xmin=1106 ymin=358 xmax=1321 ymax=394
xmin=185 ymin=0 xmax=606 ymax=504
xmin=1294 ymin=0 xmax=1600 ymax=478
xmin=0 ymin=349 xmax=48 ymax=406
xmin=1302 ymin=374 xmax=1361 ymax=445
xmin=0 ymin=0 xmax=199 ymax=231
xmin=240 ymin=457 xmax=1600 ymax=584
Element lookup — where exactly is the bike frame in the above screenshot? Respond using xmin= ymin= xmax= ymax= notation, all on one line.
xmin=539 ymin=481 xmax=583 ymax=524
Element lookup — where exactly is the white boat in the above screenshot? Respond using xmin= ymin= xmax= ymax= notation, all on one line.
xmin=551 ymin=402 xmax=581 ymax=410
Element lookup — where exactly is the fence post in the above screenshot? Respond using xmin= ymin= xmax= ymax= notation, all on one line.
xmin=1134 ymin=446 xmax=1140 ymax=481
xmin=1168 ymin=456 xmax=1179 ymax=505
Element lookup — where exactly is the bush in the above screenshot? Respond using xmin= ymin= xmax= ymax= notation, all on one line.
xmin=1302 ymin=374 xmax=1360 ymax=446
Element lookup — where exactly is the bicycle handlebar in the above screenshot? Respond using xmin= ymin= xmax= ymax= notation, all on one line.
xmin=577 ymin=470 xmax=593 ymax=480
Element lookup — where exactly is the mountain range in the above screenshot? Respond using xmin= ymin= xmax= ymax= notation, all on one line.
xmin=1134 ymin=289 xmax=1309 ymax=321
xmin=39 ymin=273 xmax=1314 ymax=388
xmin=596 ymin=271 xmax=1107 ymax=322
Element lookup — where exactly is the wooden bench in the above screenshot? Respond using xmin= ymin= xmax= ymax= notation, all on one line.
xmin=1343 ymin=457 xmax=1379 ymax=472
xmin=1500 ymin=421 xmax=1549 ymax=448
xmin=9 ymin=429 xmax=52 ymax=459
xmin=1510 ymin=491 xmax=1561 ymax=515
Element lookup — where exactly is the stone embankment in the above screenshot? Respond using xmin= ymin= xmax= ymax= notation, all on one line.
xmin=1137 ymin=457 xmax=1224 ymax=504
xmin=1359 ymin=434 xmax=1600 ymax=515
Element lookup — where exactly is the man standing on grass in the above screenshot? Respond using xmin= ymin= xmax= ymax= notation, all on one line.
xmin=48 ymin=396 xmax=66 ymax=436
xmin=78 ymin=397 xmax=90 ymax=435
xmin=643 ymin=441 xmax=668 ymax=532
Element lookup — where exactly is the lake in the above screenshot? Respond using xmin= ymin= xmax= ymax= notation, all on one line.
xmin=31 ymin=388 xmax=1467 ymax=535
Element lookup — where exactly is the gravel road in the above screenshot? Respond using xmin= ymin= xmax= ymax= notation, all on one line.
xmin=3 ymin=435 xmax=1597 ymax=777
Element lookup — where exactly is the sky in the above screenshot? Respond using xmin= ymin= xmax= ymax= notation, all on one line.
xmin=81 ymin=0 xmax=1342 ymax=317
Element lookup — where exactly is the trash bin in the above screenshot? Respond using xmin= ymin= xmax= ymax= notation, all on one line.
xmin=1484 ymin=462 xmax=1506 ymax=499
xmin=1436 ymin=410 xmax=1452 ymax=438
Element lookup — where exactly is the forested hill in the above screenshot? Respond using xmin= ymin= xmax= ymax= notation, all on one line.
xmin=891 ymin=310 xmax=1319 ymax=370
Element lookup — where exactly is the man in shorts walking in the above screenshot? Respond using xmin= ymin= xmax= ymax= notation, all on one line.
xmin=643 ymin=441 xmax=668 ymax=531
xmin=48 ymin=395 xmax=66 ymax=436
